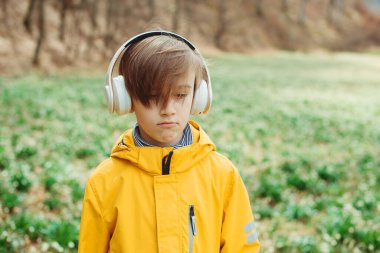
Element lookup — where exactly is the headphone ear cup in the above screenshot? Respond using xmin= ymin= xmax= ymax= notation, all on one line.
xmin=191 ymin=80 xmax=209 ymax=115
xmin=104 ymin=83 xmax=114 ymax=113
xmin=112 ymin=75 xmax=132 ymax=114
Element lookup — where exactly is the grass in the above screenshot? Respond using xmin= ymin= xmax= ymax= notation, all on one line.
xmin=1 ymin=51 xmax=380 ymax=252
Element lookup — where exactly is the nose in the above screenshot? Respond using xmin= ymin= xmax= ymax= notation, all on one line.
xmin=160 ymin=99 xmax=176 ymax=116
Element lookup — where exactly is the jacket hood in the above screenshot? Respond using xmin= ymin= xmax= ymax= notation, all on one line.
xmin=110 ymin=120 xmax=216 ymax=175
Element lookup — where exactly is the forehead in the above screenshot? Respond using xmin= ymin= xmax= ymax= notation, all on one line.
xmin=173 ymin=68 xmax=195 ymax=88
xmin=176 ymin=84 xmax=193 ymax=90
xmin=152 ymin=67 xmax=195 ymax=93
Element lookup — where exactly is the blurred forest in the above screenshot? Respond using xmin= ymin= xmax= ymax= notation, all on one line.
xmin=1 ymin=1 xmax=380 ymax=253
xmin=0 ymin=0 xmax=380 ymax=73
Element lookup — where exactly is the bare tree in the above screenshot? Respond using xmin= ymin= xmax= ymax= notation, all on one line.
xmin=298 ymin=0 xmax=309 ymax=25
xmin=337 ymin=0 xmax=347 ymax=15
xmin=32 ymin=0 xmax=45 ymax=65
xmin=183 ymin=0 xmax=193 ymax=36
xmin=147 ymin=0 xmax=155 ymax=21
xmin=214 ymin=0 xmax=227 ymax=49
xmin=255 ymin=0 xmax=264 ymax=17
xmin=327 ymin=0 xmax=348 ymax=26
xmin=59 ymin=0 xmax=71 ymax=41
xmin=327 ymin=0 xmax=336 ymax=24
xmin=105 ymin=0 xmax=117 ymax=47
xmin=330 ymin=0 xmax=347 ymax=14
xmin=23 ymin=0 xmax=37 ymax=34
xmin=282 ymin=0 xmax=289 ymax=17
xmin=172 ymin=0 xmax=182 ymax=32
xmin=1 ymin=0 xmax=10 ymax=31
xmin=1 ymin=0 xmax=8 ymax=19
xmin=84 ymin=0 xmax=99 ymax=29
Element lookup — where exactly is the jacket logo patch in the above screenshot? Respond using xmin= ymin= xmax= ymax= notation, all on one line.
xmin=244 ymin=220 xmax=256 ymax=234
xmin=247 ymin=231 xmax=259 ymax=244
xmin=244 ymin=220 xmax=259 ymax=244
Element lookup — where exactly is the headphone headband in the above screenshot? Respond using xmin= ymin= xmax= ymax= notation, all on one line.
xmin=126 ymin=31 xmax=196 ymax=50
xmin=106 ymin=31 xmax=212 ymax=114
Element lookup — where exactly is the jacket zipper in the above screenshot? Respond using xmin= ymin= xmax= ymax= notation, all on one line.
xmin=162 ymin=150 xmax=174 ymax=175
xmin=189 ymin=205 xmax=196 ymax=253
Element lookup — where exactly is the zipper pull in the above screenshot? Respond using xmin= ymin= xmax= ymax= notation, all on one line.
xmin=162 ymin=150 xmax=174 ymax=175
xmin=190 ymin=205 xmax=197 ymax=236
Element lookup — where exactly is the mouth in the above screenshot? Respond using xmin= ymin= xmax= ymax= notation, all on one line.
xmin=158 ymin=122 xmax=178 ymax=127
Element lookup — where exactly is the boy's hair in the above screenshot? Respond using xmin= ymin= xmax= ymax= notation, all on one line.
xmin=118 ymin=35 xmax=207 ymax=108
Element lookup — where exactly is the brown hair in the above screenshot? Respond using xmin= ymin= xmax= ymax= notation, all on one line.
xmin=118 ymin=35 xmax=207 ymax=108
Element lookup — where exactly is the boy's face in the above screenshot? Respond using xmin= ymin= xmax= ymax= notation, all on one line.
xmin=132 ymin=68 xmax=195 ymax=147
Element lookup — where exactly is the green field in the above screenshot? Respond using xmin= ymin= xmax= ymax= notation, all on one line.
xmin=1 ymin=52 xmax=379 ymax=252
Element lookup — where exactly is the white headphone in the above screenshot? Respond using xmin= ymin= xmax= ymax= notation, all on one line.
xmin=104 ymin=31 xmax=212 ymax=115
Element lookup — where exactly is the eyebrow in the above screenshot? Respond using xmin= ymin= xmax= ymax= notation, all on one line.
xmin=176 ymin=85 xmax=192 ymax=89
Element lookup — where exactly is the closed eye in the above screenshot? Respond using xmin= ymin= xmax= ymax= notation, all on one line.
xmin=175 ymin=93 xmax=188 ymax=99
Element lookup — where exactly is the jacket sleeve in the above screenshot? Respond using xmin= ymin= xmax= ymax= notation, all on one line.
xmin=78 ymin=179 xmax=111 ymax=253
xmin=220 ymin=167 xmax=260 ymax=253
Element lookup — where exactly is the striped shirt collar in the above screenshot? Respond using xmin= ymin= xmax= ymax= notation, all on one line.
xmin=133 ymin=123 xmax=193 ymax=149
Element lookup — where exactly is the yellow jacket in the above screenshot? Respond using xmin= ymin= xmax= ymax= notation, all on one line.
xmin=79 ymin=121 xmax=260 ymax=253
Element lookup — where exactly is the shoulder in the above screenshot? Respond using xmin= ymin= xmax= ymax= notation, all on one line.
xmin=206 ymin=150 xmax=240 ymax=181
xmin=89 ymin=158 xmax=117 ymax=179
xmin=205 ymin=151 xmax=247 ymax=206
xmin=85 ymin=157 xmax=128 ymax=190
xmin=210 ymin=150 xmax=236 ymax=170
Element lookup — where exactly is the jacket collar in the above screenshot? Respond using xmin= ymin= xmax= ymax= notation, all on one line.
xmin=110 ymin=120 xmax=216 ymax=175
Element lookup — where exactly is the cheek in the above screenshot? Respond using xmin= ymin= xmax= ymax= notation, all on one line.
xmin=182 ymin=97 xmax=193 ymax=114
xmin=136 ymin=109 xmax=154 ymax=124
xmin=182 ymin=97 xmax=192 ymax=108
xmin=188 ymin=93 xmax=194 ymax=104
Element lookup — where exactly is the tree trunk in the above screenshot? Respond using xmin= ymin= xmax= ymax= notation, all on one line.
xmin=1 ymin=0 xmax=9 ymax=28
xmin=88 ymin=0 xmax=98 ymax=29
xmin=298 ymin=0 xmax=309 ymax=25
xmin=255 ymin=0 xmax=263 ymax=17
xmin=148 ymin=0 xmax=155 ymax=21
xmin=214 ymin=0 xmax=227 ymax=49
xmin=338 ymin=0 xmax=346 ymax=15
xmin=1 ymin=0 xmax=7 ymax=19
xmin=23 ymin=0 xmax=37 ymax=34
xmin=172 ymin=0 xmax=182 ymax=32
xmin=327 ymin=0 xmax=336 ymax=24
xmin=183 ymin=0 xmax=192 ymax=36
xmin=105 ymin=0 xmax=116 ymax=47
xmin=282 ymin=0 xmax=289 ymax=15
xmin=32 ymin=0 xmax=45 ymax=65
xmin=59 ymin=0 xmax=69 ymax=41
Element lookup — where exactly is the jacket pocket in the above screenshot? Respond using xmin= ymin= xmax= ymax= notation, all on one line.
xmin=188 ymin=205 xmax=197 ymax=253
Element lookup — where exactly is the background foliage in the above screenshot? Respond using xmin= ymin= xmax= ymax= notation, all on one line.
xmin=1 ymin=51 xmax=379 ymax=252
xmin=1 ymin=0 xmax=380 ymax=74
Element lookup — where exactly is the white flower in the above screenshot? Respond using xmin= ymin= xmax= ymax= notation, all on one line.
xmin=42 ymin=242 xmax=49 ymax=251
xmin=51 ymin=241 xmax=64 ymax=252
xmin=356 ymin=200 xmax=364 ymax=208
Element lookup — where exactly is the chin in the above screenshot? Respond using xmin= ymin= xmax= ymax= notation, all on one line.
xmin=160 ymin=136 xmax=178 ymax=145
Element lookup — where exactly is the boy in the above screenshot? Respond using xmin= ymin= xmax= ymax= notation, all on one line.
xmin=78 ymin=31 xmax=260 ymax=253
